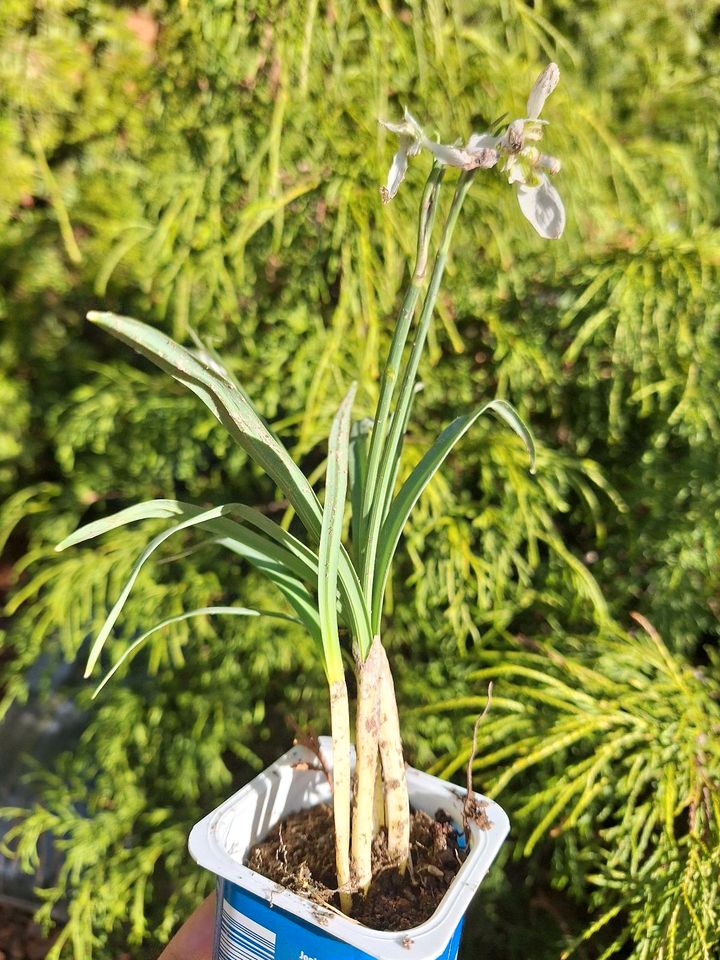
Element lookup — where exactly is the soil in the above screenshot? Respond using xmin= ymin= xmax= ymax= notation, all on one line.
xmin=247 ymin=803 xmax=470 ymax=930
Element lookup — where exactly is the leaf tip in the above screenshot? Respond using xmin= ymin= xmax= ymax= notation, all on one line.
xmin=87 ymin=310 xmax=115 ymax=326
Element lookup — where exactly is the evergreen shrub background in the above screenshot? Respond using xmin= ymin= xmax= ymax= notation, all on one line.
xmin=0 ymin=1 xmax=718 ymax=957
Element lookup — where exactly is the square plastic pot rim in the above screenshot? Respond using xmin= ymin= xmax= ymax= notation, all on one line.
xmin=189 ymin=736 xmax=509 ymax=960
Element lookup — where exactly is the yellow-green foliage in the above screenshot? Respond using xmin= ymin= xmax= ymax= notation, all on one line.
xmin=0 ymin=1 xmax=718 ymax=957
xmin=416 ymin=619 xmax=720 ymax=959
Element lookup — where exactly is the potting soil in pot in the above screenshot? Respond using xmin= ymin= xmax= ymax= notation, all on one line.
xmin=247 ymin=802 xmax=488 ymax=930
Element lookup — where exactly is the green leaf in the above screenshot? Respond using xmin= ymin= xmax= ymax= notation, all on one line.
xmin=92 ymin=606 xmax=299 ymax=697
xmin=85 ymin=313 xmax=371 ymax=653
xmin=58 ymin=498 xmax=317 ymax=583
xmin=371 ymin=399 xmax=535 ymax=629
xmin=56 ymin=500 xmax=186 ymax=551
xmin=74 ymin=501 xmax=318 ymax=677
xmin=187 ymin=325 xmax=255 ymax=407
xmin=211 ymin=534 xmax=322 ymax=643
xmin=319 ymin=383 xmax=358 ymax=676
xmin=349 ymin=418 xmax=373 ymax=568
xmin=87 ymin=312 xmax=322 ymax=533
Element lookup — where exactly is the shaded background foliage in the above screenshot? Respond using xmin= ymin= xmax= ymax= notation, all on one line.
xmin=0 ymin=0 xmax=718 ymax=957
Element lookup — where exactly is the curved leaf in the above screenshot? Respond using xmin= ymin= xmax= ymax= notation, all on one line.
xmin=57 ymin=500 xmax=185 ymax=551
xmin=58 ymin=497 xmax=317 ymax=578
xmin=87 ymin=312 xmax=322 ymax=532
xmin=80 ymin=501 xmax=318 ymax=677
xmin=93 ymin=606 xmax=299 ymax=698
xmin=371 ymin=399 xmax=535 ymax=628
xmin=84 ymin=313 xmax=371 ymax=652
xmin=211 ymin=535 xmax=322 ymax=643
xmin=319 ymin=383 xmax=357 ymax=675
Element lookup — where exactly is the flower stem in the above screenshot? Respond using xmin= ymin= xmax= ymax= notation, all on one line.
xmin=360 ymin=164 xmax=445 ymax=586
xmin=367 ymin=170 xmax=477 ymax=630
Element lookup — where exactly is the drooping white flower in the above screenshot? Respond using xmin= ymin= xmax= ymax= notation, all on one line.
xmin=379 ymin=109 xmax=425 ymax=203
xmin=379 ymin=109 xmax=498 ymax=203
xmin=526 ymin=62 xmax=560 ymax=121
xmin=516 ymin=175 xmax=565 ymax=240
xmin=417 ymin=124 xmax=499 ymax=173
xmin=495 ymin=63 xmax=565 ymax=238
xmin=379 ymin=63 xmax=565 ymax=238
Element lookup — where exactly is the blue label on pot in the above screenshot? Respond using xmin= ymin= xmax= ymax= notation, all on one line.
xmin=213 ymin=879 xmax=464 ymax=960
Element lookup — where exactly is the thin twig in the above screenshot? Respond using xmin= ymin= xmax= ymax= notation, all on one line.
xmin=463 ymin=682 xmax=493 ymax=840
xmin=465 ymin=681 xmax=493 ymax=799
xmin=288 ymin=716 xmax=333 ymax=789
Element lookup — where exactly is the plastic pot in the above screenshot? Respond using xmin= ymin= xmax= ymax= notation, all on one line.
xmin=189 ymin=737 xmax=509 ymax=960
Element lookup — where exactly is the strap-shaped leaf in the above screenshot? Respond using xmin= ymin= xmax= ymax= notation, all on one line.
xmin=187 ymin=325 xmax=285 ymax=441
xmin=319 ymin=384 xmax=357 ymax=676
xmin=88 ymin=312 xmax=323 ymax=533
xmin=57 ymin=500 xmax=189 ymax=550
xmin=371 ymin=399 xmax=535 ymax=629
xmin=57 ymin=498 xmax=340 ymax=659
xmin=85 ymin=313 xmax=371 ymax=653
xmin=211 ymin=535 xmax=322 ymax=641
xmin=92 ymin=606 xmax=300 ymax=698
xmin=58 ymin=499 xmax=317 ymax=582
xmin=74 ymin=501 xmax=318 ymax=677
xmin=349 ymin=418 xmax=372 ymax=568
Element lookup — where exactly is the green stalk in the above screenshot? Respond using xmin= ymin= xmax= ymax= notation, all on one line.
xmin=365 ymin=170 xmax=477 ymax=630
xmin=330 ymin=677 xmax=353 ymax=913
xmin=349 ymin=418 xmax=372 ymax=568
xmin=359 ymin=164 xmax=445 ymax=579
xmin=319 ymin=385 xmax=357 ymax=913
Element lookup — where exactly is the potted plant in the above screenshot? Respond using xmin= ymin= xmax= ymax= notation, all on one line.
xmin=57 ymin=63 xmax=564 ymax=960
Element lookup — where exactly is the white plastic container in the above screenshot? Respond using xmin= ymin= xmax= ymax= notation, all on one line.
xmin=189 ymin=737 xmax=509 ymax=960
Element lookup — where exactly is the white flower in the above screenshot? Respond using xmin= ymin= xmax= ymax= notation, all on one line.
xmin=516 ymin=175 xmax=565 ymax=241
xmin=379 ymin=109 xmax=498 ymax=203
xmin=379 ymin=63 xmax=565 ymax=238
xmin=379 ymin=109 xmax=425 ymax=203
xmin=526 ymin=61 xmax=560 ymax=121
xmin=495 ymin=63 xmax=565 ymax=238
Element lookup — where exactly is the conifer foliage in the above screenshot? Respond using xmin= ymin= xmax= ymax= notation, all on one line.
xmin=0 ymin=1 xmax=718 ymax=957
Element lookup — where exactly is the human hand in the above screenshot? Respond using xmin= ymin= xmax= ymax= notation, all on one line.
xmin=158 ymin=894 xmax=215 ymax=960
